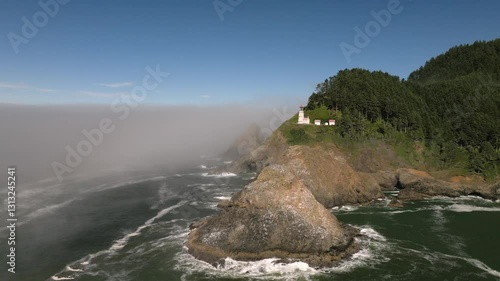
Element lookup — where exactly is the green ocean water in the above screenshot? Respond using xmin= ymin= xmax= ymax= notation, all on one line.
xmin=1 ymin=166 xmax=499 ymax=281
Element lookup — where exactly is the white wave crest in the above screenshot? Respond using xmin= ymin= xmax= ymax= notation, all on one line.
xmin=445 ymin=204 xmax=500 ymax=213
xmin=51 ymin=276 xmax=74 ymax=280
xmin=360 ymin=227 xmax=386 ymax=241
xmin=176 ymin=251 xmax=318 ymax=280
xmin=428 ymin=195 xmax=496 ymax=203
xmin=51 ymin=201 xmax=188 ymax=279
xmin=110 ymin=200 xmax=188 ymax=251
xmin=7 ymin=199 xmax=77 ymax=231
xmin=221 ymin=257 xmax=317 ymax=275
xmin=201 ymin=172 xmax=238 ymax=178
xmin=325 ymin=226 xmax=390 ymax=274
xmin=332 ymin=205 xmax=359 ymax=212
xmin=404 ymin=246 xmax=500 ymax=278
xmin=463 ymin=257 xmax=500 ymax=278
xmin=65 ymin=266 xmax=83 ymax=272
xmin=83 ymin=176 xmax=167 ymax=194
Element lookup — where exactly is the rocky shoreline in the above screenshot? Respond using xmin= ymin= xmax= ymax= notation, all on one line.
xmin=187 ymin=165 xmax=361 ymax=268
xmin=188 ymin=130 xmax=499 ymax=268
xmin=222 ymin=131 xmax=499 ymax=203
xmin=366 ymin=169 xmax=500 ymax=202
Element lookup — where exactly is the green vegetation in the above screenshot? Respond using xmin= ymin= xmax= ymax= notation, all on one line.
xmin=283 ymin=39 xmax=500 ymax=180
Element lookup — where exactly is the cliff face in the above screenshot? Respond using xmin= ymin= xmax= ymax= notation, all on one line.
xmin=226 ymin=131 xmax=384 ymax=208
xmin=282 ymin=145 xmax=383 ymax=207
xmin=187 ymin=165 xmax=359 ymax=267
xmin=395 ymin=169 xmax=499 ymax=201
xmin=187 ymin=124 xmax=499 ymax=268
xmin=225 ymin=130 xmax=289 ymax=174
xmin=226 ymin=129 xmax=499 ymax=203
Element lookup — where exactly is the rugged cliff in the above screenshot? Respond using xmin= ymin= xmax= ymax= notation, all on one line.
xmin=225 ymin=130 xmax=384 ymax=207
xmin=187 ymin=165 xmax=359 ymax=267
xmin=226 ymin=127 xmax=499 ymax=203
xmin=396 ymin=169 xmax=499 ymax=200
xmin=187 ymin=120 xmax=499 ymax=269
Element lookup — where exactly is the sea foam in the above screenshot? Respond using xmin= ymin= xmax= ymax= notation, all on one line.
xmin=51 ymin=201 xmax=188 ymax=279
xmin=201 ymin=172 xmax=238 ymax=178
xmin=176 ymin=225 xmax=389 ymax=280
xmin=110 ymin=200 xmax=188 ymax=251
xmin=445 ymin=204 xmax=500 ymax=213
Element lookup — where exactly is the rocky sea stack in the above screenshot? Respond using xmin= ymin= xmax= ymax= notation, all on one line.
xmin=187 ymin=164 xmax=359 ymax=268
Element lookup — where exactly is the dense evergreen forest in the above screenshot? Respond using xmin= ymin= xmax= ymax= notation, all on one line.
xmin=304 ymin=39 xmax=500 ymax=179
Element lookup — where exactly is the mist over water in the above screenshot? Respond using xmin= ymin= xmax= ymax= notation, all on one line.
xmin=1 ymin=104 xmax=499 ymax=281
xmin=0 ymin=103 xmax=294 ymax=184
xmin=0 ymin=102 xmax=296 ymax=280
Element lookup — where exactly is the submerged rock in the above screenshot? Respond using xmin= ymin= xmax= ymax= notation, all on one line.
xmin=388 ymin=198 xmax=404 ymax=208
xmin=187 ymin=165 xmax=359 ymax=268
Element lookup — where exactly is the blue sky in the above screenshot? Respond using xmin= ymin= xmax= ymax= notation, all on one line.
xmin=1 ymin=0 xmax=500 ymax=105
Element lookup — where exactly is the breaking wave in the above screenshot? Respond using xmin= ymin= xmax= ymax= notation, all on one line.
xmin=201 ymin=172 xmax=238 ymax=178
xmin=50 ymin=201 xmax=188 ymax=280
xmin=176 ymin=225 xmax=389 ymax=280
xmin=445 ymin=204 xmax=500 ymax=213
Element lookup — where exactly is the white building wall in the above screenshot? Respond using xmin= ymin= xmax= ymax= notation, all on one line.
xmin=298 ymin=109 xmax=304 ymax=124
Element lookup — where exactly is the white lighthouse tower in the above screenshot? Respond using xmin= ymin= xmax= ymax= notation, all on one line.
xmin=297 ymin=106 xmax=310 ymax=124
xmin=298 ymin=105 xmax=305 ymax=124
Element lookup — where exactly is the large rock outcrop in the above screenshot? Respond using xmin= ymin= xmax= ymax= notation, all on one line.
xmin=225 ymin=131 xmax=384 ymax=207
xmin=396 ymin=169 xmax=499 ymax=201
xmin=283 ymin=145 xmax=383 ymax=207
xmin=187 ymin=165 xmax=359 ymax=268
xmin=361 ymin=170 xmax=399 ymax=191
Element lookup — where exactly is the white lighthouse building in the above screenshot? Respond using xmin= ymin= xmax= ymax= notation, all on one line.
xmin=297 ymin=106 xmax=310 ymax=124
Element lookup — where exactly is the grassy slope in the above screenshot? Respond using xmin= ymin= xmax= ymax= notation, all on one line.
xmin=278 ymin=113 xmax=473 ymax=180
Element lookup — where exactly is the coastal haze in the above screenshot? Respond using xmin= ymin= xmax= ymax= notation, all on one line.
xmin=1 ymin=0 xmax=500 ymax=281
xmin=0 ymin=102 xmax=295 ymax=280
xmin=0 ymin=103 xmax=294 ymax=183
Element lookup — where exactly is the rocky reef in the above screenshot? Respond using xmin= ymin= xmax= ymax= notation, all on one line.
xmin=187 ymin=165 xmax=360 ymax=268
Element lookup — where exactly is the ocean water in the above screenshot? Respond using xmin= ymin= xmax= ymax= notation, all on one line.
xmin=1 ymin=163 xmax=499 ymax=281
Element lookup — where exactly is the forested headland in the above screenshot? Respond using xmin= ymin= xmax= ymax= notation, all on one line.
xmin=282 ymin=39 xmax=500 ymax=180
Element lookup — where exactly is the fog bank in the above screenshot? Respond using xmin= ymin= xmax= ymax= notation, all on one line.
xmin=0 ymin=103 xmax=296 ymax=184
